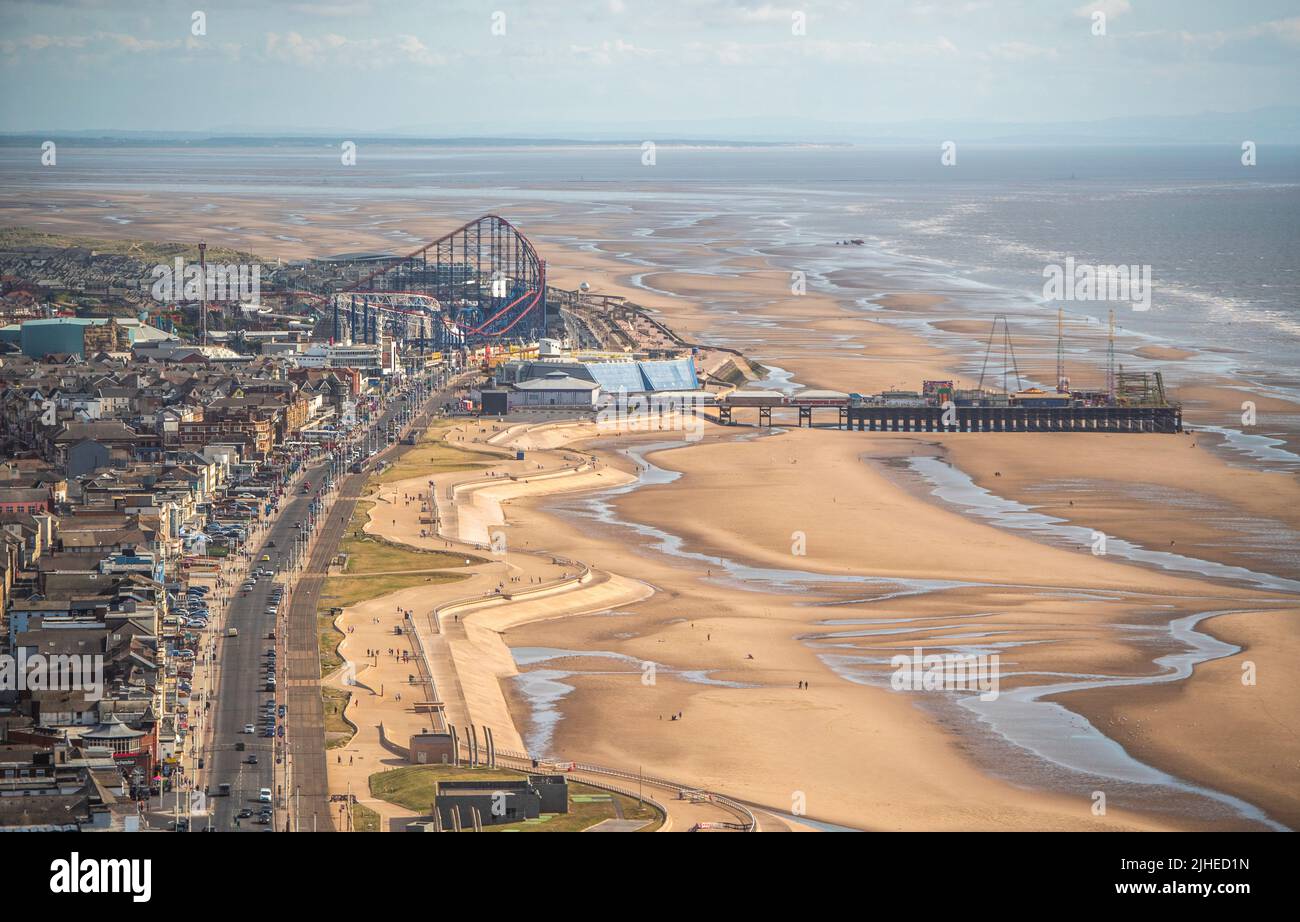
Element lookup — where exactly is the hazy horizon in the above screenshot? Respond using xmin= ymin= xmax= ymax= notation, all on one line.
xmin=3 ymin=0 xmax=1298 ymax=141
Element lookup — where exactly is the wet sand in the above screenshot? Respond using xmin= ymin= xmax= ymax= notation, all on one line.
xmin=8 ymin=187 xmax=1299 ymax=830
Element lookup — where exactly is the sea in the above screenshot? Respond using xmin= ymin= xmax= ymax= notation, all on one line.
xmin=2 ymin=140 xmax=1298 ymax=397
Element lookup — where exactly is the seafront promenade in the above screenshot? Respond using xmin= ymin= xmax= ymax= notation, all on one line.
xmin=321 ymin=418 xmax=808 ymax=832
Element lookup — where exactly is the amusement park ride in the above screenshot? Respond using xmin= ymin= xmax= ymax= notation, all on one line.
xmin=328 ymin=214 xmax=546 ymax=350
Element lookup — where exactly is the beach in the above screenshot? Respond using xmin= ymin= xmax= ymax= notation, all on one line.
xmin=4 ymin=150 xmax=1299 ymax=831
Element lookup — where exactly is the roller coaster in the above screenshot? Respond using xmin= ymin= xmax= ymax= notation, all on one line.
xmin=336 ymin=214 xmax=546 ymax=349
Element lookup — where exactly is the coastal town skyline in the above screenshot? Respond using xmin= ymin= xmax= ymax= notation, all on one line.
xmin=0 ymin=0 xmax=1294 ymax=900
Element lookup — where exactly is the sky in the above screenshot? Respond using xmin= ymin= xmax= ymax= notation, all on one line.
xmin=1 ymin=0 xmax=1298 ymax=138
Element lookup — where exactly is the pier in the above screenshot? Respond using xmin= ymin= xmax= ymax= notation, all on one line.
xmin=846 ymin=405 xmax=1183 ymax=433
xmin=717 ymin=398 xmax=1182 ymax=433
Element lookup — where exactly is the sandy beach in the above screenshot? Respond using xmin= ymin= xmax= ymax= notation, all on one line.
xmin=7 ymin=183 xmax=1298 ymax=832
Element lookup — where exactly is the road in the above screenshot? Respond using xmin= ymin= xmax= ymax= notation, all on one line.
xmin=206 ymin=469 xmax=328 ymax=831
xmin=283 ymin=371 xmax=463 ymax=832
xmin=203 ymin=366 xmax=460 ymax=832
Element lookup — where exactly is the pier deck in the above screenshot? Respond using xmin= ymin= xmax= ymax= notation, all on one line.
xmin=717 ymin=403 xmax=1182 ymax=433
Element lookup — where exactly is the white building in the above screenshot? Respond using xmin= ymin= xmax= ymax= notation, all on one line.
xmin=508 ymin=371 xmax=601 ymax=409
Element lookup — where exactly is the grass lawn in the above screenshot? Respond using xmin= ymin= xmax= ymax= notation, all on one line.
xmin=322 ymin=686 xmax=353 ymax=749
xmin=373 ymin=422 xmax=499 ymax=485
xmin=346 ymin=500 xmax=375 ymax=537
xmin=316 ymin=572 xmax=467 ymax=677
xmin=339 ymin=532 xmax=478 ymax=575
xmin=351 ymin=802 xmax=381 ymax=832
xmin=320 ymin=571 xmax=466 ymax=609
xmin=369 ymin=764 xmax=664 ymax=832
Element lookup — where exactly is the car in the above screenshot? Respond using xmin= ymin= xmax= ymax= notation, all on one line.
xmin=266 ymin=678 xmax=277 ymax=689
xmin=243 ymin=724 xmax=255 ymax=734
xmin=237 ymin=808 xmax=253 ymax=819
xmin=262 ymin=728 xmax=275 ymax=738
xmin=260 ymin=554 xmax=271 ymax=562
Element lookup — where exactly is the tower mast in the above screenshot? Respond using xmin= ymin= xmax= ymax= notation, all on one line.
xmin=198 ymin=241 xmax=208 ymax=347
xmin=1106 ymin=308 xmax=1116 ymax=401
xmin=1056 ymin=305 xmax=1068 ymax=393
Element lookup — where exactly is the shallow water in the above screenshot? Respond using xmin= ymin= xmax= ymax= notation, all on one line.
xmin=543 ymin=439 xmax=1291 ymax=828
xmin=900 ymin=455 xmax=1300 ymax=594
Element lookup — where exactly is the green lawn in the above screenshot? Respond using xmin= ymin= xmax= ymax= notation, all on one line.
xmin=339 ymin=532 xmax=478 ymax=575
xmin=346 ymin=500 xmax=375 ymax=538
xmin=368 ymin=764 xmax=664 ymax=832
xmin=319 ymin=571 xmax=467 ymax=609
xmin=351 ymin=802 xmax=381 ymax=832
xmin=322 ymin=686 xmax=353 ymax=749
xmin=373 ymin=422 xmax=499 ymax=485
xmin=316 ymin=572 xmax=468 ymax=677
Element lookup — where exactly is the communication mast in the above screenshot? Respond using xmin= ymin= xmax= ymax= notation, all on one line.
xmin=1106 ymin=308 xmax=1116 ymax=400
xmin=1056 ymin=305 xmax=1069 ymax=393
xmin=198 ymin=241 xmax=208 ymax=347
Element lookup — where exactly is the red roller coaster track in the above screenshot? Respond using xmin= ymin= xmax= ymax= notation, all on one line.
xmin=342 ymin=214 xmax=546 ymax=340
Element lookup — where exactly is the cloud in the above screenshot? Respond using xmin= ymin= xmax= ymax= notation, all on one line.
xmin=731 ymin=4 xmax=792 ymax=24
xmin=984 ymin=40 xmax=1059 ymax=62
xmin=263 ymin=30 xmax=447 ymax=69
xmin=681 ymin=35 xmax=959 ymax=67
xmin=569 ymin=38 xmax=658 ymax=67
xmin=1073 ymin=0 xmax=1131 ymax=18
xmin=1112 ymin=16 xmax=1300 ymax=65
xmin=287 ymin=2 xmax=374 ymax=16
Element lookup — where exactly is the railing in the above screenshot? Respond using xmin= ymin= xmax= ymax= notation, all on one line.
xmin=488 ymin=744 xmax=756 ymax=832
